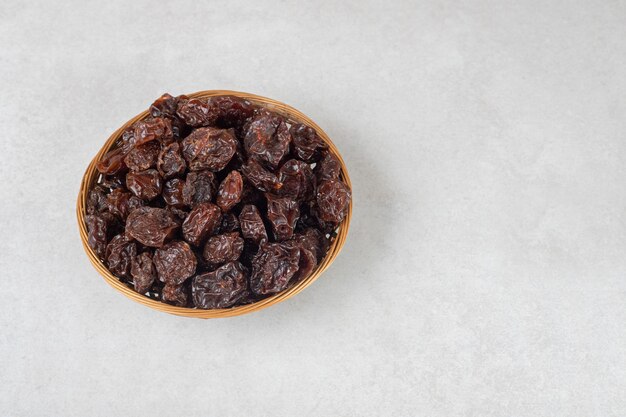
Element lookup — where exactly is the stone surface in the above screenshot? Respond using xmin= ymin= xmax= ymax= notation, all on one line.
xmin=1 ymin=0 xmax=626 ymax=415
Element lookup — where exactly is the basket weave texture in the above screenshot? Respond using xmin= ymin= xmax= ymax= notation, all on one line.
xmin=77 ymin=90 xmax=352 ymax=318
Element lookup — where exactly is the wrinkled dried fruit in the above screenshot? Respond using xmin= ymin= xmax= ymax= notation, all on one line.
xmin=203 ymin=232 xmax=244 ymax=265
xmin=244 ymin=112 xmax=291 ymax=169
xmin=150 ymin=93 xmax=179 ymax=119
xmin=125 ymin=207 xmax=179 ymax=247
xmin=250 ymin=242 xmax=300 ymax=295
xmin=106 ymin=234 xmax=137 ymax=278
xmin=278 ymin=159 xmax=315 ymax=201
xmin=182 ymin=203 xmax=221 ymax=246
xmin=126 ymin=169 xmax=163 ymax=200
xmin=133 ymin=117 xmax=173 ymax=146
xmin=89 ymin=93 xmax=350 ymax=308
xmin=316 ymin=152 xmax=341 ymax=181
xmin=182 ymin=170 xmax=217 ymax=206
xmin=87 ymin=186 xmax=108 ymax=215
xmin=316 ymin=180 xmax=351 ymax=223
xmin=162 ymin=178 xmax=185 ymax=207
xmin=182 ymin=127 xmax=237 ymax=172
xmin=157 ymin=142 xmax=186 ymax=179
xmin=266 ymin=194 xmax=300 ymax=241
xmin=154 ymin=240 xmax=197 ymax=285
xmin=290 ymin=123 xmax=326 ymax=162
xmin=124 ymin=141 xmax=160 ymax=172
xmin=162 ymin=284 xmax=188 ymax=306
xmin=241 ymin=159 xmax=282 ymax=192
xmin=192 ymin=262 xmax=248 ymax=309
xmin=239 ymin=205 xmax=267 ymax=244
xmin=96 ymin=147 xmax=127 ymax=175
xmin=85 ymin=214 xmax=109 ymax=259
xmin=216 ymin=170 xmax=243 ymax=212
xmin=131 ymin=252 xmax=156 ymax=293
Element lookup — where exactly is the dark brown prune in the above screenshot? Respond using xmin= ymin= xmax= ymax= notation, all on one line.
xmin=123 ymin=141 xmax=160 ymax=172
xmin=218 ymin=212 xmax=240 ymax=233
xmin=150 ymin=93 xmax=178 ymax=119
xmin=86 ymin=186 xmax=108 ymax=215
xmin=105 ymin=234 xmax=137 ymax=278
xmin=85 ymin=214 xmax=109 ymax=259
xmin=106 ymin=189 xmax=132 ymax=219
xmin=125 ymin=207 xmax=179 ymax=247
xmin=239 ymin=204 xmax=267 ymax=244
xmin=162 ymin=178 xmax=185 ymax=207
xmin=266 ymin=194 xmax=300 ymax=241
xmin=176 ymin=97 xmax=218 ymax=127
xmin=290 ymin=123 xmax=326 ymax=162
xmin=126 ymin=169 xmax=163 ymax=200
xmin=157 ymin=142 xmax=186 ymax=179
xmin=216 ymin=170 xmax=243 ymax=212
xmin=250 ymin=242 xmax=301 ymax=295
xmin=182 ymin=203 xmax=222 ymax=247
xmin=289 ymin=228 xmax=329 ymax=262
xmin=192 ymin=261 xmax=248 ymax=309
xmin=131 ymin=252 xmax=156 ymax=294
xmin=315 ymin=152 xmax=341 ymax=181
xmin=316 ymin=180 xmax=351 ymax=223
xmin=153 ymin=240 xmax=197 ymax=285
xmin=243 ymin=112 xmax=291 ymax=169
xmin=203 ymin=232 xmax=244 ymax=265
xmin=240 ymin=159 xmax=282 ymax=192
xmin=96 ymin=147 xmax=127 ymax=175
xmin=277 ymin=159 xmax=315 ymax=201
xmin=133 ymin=117 xmax=173 ymax=146
xmin=211 ymin=96 xmax=255 ymax=128
xmin=162 ymin=283 xmax=188 ymax=306
xmin=182 ymin=170 xmax=217 ymax=207
xmin=181 ymin=127 xmax=237 ymax=172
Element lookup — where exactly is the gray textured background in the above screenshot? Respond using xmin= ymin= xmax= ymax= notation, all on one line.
xmin=1 ymin=0 xmax=625 ymax=415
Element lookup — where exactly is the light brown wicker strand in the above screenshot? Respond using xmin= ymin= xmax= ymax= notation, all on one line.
xmin=77 ymin=90 xmax=352 ymax=318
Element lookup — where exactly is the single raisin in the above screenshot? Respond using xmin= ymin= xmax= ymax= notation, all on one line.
xmin=218 ymin=212 xmax=240 ymax=234
xmin=125 ymin=207 xmax=179 ymax=247
xmin=96 ymin=147 xmax=127 ymax=175
xmin=162 ymin=283 xmax=188 ymax=306
xmin=216 ymin=170 xmax=243 ymax=212
xmin=150 ymin=93 xmax=179 ymax=119
xmin=278 ymin=159 xmax=315 ymax=201
xmin=290 ymin=123 xmax=326 ymax=162
xmin=243 ymin=111 xmax=291 ymax=169
xmin=86 ymin=186 xmax=108 ymax=215
xmin=105 ymin=234 xmax=137 ymax=278
xmin=124 ymin=141 xmax=160 ymax=172
xmin=182 ymin=203 xmax=222 ymax=247
xmin=250 ymin=242 xmax=300 ymax=295
xmin=182 ymin=127 xmax=237 ymax=172
xmin=182 ymin=170 xmax=217 ymax=207
xmin=239 ymin=205 xmax=267 ymax=245
xmin=85 ymin=214 xmax=109 ymax=259
xmin=316 ymin=180 xmax=351 ymax=223
xmin=176 ymin=97 xmax=218 ymax=127
xmin=203 ymin=232 xmax=244 ymax=265
xmin=192 ymin=261 xmax=248 ymax=309
xmin=131 ymin=252 xmax=156 ymax=294
xmin=153 ymin=240 xmax=197 ymax=285
xmin=133 ymin=117 xmax=173 ymax=146
xmin=240 ymin=159 xmax=282 ymax=192
xmin=126 ymin=169 xmax=163 ymax=200
xmin=315 ymin=152 xmax=341 ymax=181
xmin=266 ymin=194 xmax=300 ymax=241
xmin=157 ymin=142 xmax=186 ymax=179
xmin=162 ymin=178 xmax=185 ymax=207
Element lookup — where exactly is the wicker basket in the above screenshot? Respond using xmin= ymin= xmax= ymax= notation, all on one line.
xmin=76 ymin=90 xmax=352 ymax=318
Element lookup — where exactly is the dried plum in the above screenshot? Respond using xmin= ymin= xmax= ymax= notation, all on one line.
xmin=182 ymin=127 xmax=237 ymax=172
xmin=250 ymin=242 xmax=300 ymax=295
xmin=216 ymin=170 xmax=243 ymax=212
xmin=192 ymin=261 xmax=248 ymax=309
xmin=203 ymin=232 xmax=244 ymax=265
xmin=182 ymin=203 xmax=221 ymax=247
xmin=153 ymin=240 xmax=197 ymax=285
xmin=125 ymin=207 xmax=179 ymax=247
xmin=126 ymin=169 xmax=163 ymax=200
xmin=316 ymin=180 xmax=351 ymax=223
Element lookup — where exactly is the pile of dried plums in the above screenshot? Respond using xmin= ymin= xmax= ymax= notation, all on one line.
xmin=84 ymin=94 xmax=351 ymax=309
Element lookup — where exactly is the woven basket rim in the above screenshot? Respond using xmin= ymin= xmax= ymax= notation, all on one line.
xmin=77 ymin=90 xmax=352 ymax=318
